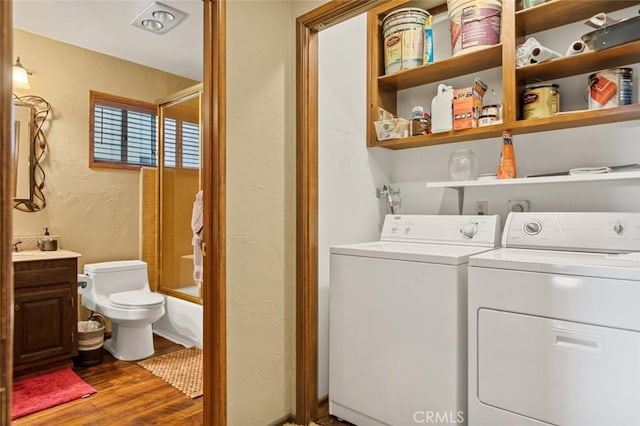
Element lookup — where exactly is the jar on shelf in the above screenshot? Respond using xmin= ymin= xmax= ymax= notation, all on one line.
xmin=411 ymin=106 xmax=429 ymax=136
xmin=449 ymin=149 xmax=479 ymax=181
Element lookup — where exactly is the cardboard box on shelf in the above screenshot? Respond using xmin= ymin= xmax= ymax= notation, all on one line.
xmin=453 ymin=78 xmax=488 ymax=130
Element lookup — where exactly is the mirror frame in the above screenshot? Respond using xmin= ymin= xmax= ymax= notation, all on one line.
xmin=12 ymin=93 xmax=50 ymax=212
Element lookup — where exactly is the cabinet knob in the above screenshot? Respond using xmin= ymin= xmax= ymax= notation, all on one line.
xmin=14 ymin=304 xmax=19 ymax=311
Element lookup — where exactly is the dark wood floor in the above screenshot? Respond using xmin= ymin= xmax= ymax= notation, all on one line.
xmin=14 ymin=335 xmax=203 ymax=425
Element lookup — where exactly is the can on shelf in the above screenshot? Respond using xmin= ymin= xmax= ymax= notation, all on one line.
xmin=588 ymin=68 xmax=633 ymax=110
xmin=478 ymin=114 xmax=498 ymax=127
xmin=522 ymin=83 xmax=560 ymax=120
xmin=482 ymin=104 xmax=501 ymax=120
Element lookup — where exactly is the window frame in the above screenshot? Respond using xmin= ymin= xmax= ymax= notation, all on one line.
xmin=89 ymin=90 xmax=158 ymax=170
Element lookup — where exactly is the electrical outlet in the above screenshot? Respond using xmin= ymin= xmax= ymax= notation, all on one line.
xmin=475 ymin=201 xmax=488 ymax=215
xmin=508 ymin=200 xmax=530 ymax=212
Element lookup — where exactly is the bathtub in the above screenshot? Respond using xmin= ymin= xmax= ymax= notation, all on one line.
xmin=153 ymin=293 xmax=203 ymax=348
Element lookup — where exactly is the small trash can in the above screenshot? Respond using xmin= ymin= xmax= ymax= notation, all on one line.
xmin=74 ymin=315 xmax=105 ymax=367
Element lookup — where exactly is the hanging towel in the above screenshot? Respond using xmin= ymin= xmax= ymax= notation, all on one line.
xmin=191 ymin=190 xmax=204 ymax=282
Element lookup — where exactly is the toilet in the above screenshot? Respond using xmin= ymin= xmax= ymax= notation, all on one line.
xmin=78 ymin=260 xmax=165 ymax=361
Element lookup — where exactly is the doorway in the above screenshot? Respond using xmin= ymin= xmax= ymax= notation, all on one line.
xmin=0 ymin=1 xmax=226 ymax=424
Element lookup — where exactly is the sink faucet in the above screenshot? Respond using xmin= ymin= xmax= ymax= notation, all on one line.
xmin=12 ymin=241 xmax=22 ymax=252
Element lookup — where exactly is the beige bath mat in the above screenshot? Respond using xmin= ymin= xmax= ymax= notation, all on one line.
xmin=137 ymin=347 xmax=203 ymax=398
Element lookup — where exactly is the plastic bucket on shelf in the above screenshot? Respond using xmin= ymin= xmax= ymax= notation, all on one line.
xmin=447 ymin=0 xmax=502 ymax=56
xmin=382 ymin=8 xmax=430 ymax=74
xmin=74 ymin=315 xmax=105 ymax=367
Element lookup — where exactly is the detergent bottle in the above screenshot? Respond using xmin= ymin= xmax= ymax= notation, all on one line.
xmin=431 ymin=84 xmax=454 ymax=133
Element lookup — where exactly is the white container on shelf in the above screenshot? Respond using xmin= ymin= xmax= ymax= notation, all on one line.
xmin=431 ymin=84 xmax=454 ymax=133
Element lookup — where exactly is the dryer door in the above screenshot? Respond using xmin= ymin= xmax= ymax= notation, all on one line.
xmin=478 ymin=309 xmax=640 ymax=426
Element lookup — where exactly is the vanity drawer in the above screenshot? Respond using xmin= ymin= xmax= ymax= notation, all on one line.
xmin=14 ymin=258 xmax=77 ymax=288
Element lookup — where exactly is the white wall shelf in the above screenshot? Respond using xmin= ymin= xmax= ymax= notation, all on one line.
xmin=426 ymin=171 xmax=640 ymax=189
xmin=426 ymin=171 xmax=640 ymax=214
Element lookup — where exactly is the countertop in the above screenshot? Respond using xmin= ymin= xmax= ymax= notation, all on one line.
xmin=11 ymin=249 xmax=82 ymax=263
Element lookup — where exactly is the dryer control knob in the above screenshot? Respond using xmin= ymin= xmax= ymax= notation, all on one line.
xmin=404 ymin=223 xmax=412 ymax=234
xmin=461 ymin=223 xmax=478 ymax=238
xmin=523 ymin=221 xmax=542 ymax=235
xmin=613 ymin=223 xmax=625 ymax=234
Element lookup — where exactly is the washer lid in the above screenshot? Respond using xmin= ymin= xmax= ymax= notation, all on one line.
xmin=470 ymin=247 xmax=640 ymax=280
xmin=109 ymin=290 xmax=165 ymax=309
xmin=330 ymin=241 xmax=496 ymax=265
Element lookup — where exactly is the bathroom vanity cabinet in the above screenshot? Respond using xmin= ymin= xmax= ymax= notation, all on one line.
xmin=13 ymin=255 xmax=79 ymax=379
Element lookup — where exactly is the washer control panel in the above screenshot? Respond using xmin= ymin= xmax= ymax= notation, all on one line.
xmin=503 ymin=212 xmax=640 ymax=253
xmin=381 ymin=214 xmax=501 ymax=247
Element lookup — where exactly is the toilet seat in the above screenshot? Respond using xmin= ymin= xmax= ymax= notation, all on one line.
xmin=109 ymin=290 xmax=164 ymax=309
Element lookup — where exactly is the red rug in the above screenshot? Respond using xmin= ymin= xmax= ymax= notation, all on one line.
xmin=12 ymin=367 xmax=97 ymax=420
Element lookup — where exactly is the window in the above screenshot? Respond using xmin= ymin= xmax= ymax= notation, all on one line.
xmin=163 ymin=117 xmax=200 ymax=169
xmin=90 ymin=91 xmax=157 ymax=169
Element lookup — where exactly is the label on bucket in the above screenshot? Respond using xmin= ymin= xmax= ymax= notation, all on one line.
xmin=385 ymin=33 xmax=403 ymax=73
xmin=402 ymin=26 xmax=424 ymax=70
xmin=448 ymin=0 xmax=502 ymax=55
xmin=461 ymin=6 xmax=501 ymax=49
xmin=588 ymin=69 xmax=633 ymax=110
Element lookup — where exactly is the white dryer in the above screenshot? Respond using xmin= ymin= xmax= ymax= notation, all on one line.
xmin=468 ymin=212 xmax=640 ymax=426
xmin=330 ymin=214 xmax=501 ymax=426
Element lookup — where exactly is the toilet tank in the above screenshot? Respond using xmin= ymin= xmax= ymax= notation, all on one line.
xmin=83 ymin=260 xmax=150 ymax=297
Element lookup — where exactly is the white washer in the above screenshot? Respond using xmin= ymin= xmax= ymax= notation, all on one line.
xmin=468 ymin=212 xmax=640 ymax=426
xmin=330 ymin=214 xmax=501 ymax=426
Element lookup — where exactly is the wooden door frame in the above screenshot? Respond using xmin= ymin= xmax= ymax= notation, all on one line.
xmin=0 ymin=1 xmax=14 ymax=424
xmin=295 ymin=0 xmax=392 ymax=423
xmin=0 ymin=1 xmax=227 ymax=424
xmin=202 ymin=0 xmax=227 ymax=424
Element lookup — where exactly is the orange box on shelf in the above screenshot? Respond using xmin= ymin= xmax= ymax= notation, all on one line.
xmin=453 ymin=78 xmax=487 ymax=130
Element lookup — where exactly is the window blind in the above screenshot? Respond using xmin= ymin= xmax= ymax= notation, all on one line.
xmin=90 ymin=91 xmax=157 ymax=168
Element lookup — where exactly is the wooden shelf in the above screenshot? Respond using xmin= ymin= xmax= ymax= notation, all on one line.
xmin=375 ymin=125 xmax=505 ymax=149
xmin=515 ymin=0 xmax=640 ymax=35
xmin=426 ymin=170 xmax=640 ymax=189
xmin=517 ymin=40 xmax=640 ymax=83
xmin=374 ymin=104 xmax=640 ymax=149
xmin=378 ymin=44 xmax=502 ymax=90
xmin=511 ymin=103 xmax=640 ymax=135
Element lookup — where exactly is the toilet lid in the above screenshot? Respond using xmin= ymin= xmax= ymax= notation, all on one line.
xmin=109 ymin=290 xmax=165 ymax=309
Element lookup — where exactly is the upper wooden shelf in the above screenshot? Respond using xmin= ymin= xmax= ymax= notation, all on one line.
xmin=515 ymin=0 xmax=640 ymax=35
xmin=516 ymin=40 xmax=640 ymax=83
xmin=378 ymin=44 xmax=502 ymax=91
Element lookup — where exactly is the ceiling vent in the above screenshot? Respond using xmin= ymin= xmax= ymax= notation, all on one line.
xmin=131 ymin=2 xmax=188 ymax=35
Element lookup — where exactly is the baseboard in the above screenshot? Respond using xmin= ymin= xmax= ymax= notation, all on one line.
xmin=268 ymin=413 xmax=295 ymax=426
xmin=274 ymin=395 xmax=329 ymax=426
xmin=318 ymin=395 xmax=329 ymax=420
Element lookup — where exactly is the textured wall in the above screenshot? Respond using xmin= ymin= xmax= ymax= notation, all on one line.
xmin=12 ymin=29 xmax=195 ymax=269
xmin=226 ymin=0 xmax=298 ymax=423
xmin=317 ymin=13 xmax=393 ymax=398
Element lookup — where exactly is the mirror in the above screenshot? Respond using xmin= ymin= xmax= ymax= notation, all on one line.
xmin=13 ymin=104 xmax=32 ymax=200
xmin=12 ymin=94 xmax=50 ymax=212
xmin=158 ymin=84 xmax=203 ymax=304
